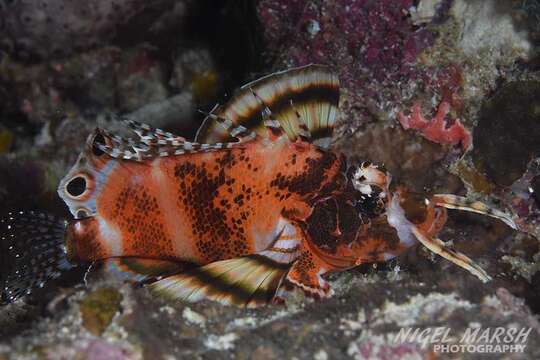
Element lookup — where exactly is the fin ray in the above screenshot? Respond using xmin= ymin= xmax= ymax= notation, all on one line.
xmin=94 ymin=123 xmax=246 ymax=162
xmin=149 ymin=254 xmax=290 ymax=307
xmin=196 ymin=64 xmax=339 ymax=148
xmin=411 ymin=226 xmax=491 ymax=282
xmin=432 ymin=194 xmax=517 ymax=230
xmin=0 ymin=211 xmax=74 ymax=304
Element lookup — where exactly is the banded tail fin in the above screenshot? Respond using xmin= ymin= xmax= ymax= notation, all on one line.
xmin=0 ymin=211 xmax=74 ymax=304
xmin=149 ymin=254 xmax=290 ymax=307
xmin=196 ymin=64 xmax=340 ymax=148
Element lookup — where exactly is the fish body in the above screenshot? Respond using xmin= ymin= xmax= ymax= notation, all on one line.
xmin=0 ymin=65 xmax=517 ymax=306
xmin=63 ymin=134 xmax=345 ymax=266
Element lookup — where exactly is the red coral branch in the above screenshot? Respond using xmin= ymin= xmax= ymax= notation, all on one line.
xmin=397 ymin=101 xmax=471 ymax=150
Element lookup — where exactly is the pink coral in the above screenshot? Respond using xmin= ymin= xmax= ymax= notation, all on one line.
xmin=257 ymin=0 xmax=435 ymax=83
xmin=398 ymin=101 xmax=472 ymax=151
xmin=256 ymin=0 xmax=442 ymax=126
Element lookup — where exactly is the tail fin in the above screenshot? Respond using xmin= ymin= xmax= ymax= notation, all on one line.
xmin=0 ymin=211 xmax=74 ymax=304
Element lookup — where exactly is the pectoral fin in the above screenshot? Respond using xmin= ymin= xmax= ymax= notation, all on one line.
xmin=148 ymin=254 xmax=291 ymax=307
xmin=432 ymin=194 xmax=516 ymax=230
xmin=103 ymin=257 xmax=192 ymax=283
xmin=411 ymin=227 xmax=492 ymax=282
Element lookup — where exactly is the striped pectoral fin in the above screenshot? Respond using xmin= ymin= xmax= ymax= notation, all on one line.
xmin=431 ymin=194 xmax=517 ymax=230
xmin=410 ymin=226 xmax=492 ymax=282
xmin=149 ymin=219 xmax=306 ymax=307
xmin=102 ymin=257 xmax=193 ymax=284
xmin=148 ymin=254 xmax=291 ymax=307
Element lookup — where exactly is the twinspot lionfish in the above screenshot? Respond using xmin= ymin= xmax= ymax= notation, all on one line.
xmin=0 ymin=65 xmax=517 ymax=307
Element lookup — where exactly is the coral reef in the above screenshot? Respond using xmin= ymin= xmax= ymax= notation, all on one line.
xmin=116 ymin=47 xmax=170 ymax=112
xmin=1 ymin=270 xmax=540 ymax=358
xmin=257 ymin=0 xmax=438 ymax=124
xmin=258 ymin=0 xmax=431 ymax=80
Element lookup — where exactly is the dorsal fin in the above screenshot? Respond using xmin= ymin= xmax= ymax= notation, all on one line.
xmin=196 ymin=64 xmax=340 ymax=148
xmin=124 ymin=119 xmax=187 ymax=146
xmin=94 ymin=119 xmax=248 ymax=162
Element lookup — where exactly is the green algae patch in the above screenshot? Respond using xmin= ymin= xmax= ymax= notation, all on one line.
xmin=0 ymin=129 xmax=14 ymax=154
xmin=80 ymin=288 xmax=123 ymax=336
xmin=191 ymin=70 xmax=219 ymax=103
xmin=453 ymin=160 xmax=494 ymax=195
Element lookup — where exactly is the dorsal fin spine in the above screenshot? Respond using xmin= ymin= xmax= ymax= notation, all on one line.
xmin=94 ymin=120 xmax=249 ymax=162
xmin=204 ymin=111 xmax=258 ymax=143
xmin=195 ymin=64 xmax=339 ymax=148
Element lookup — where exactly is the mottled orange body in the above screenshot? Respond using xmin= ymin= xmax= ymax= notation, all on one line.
xmin=1 ymin=65 xmax=517 ymax=305
xmin=68 ymin=136 xmax=344 ymax=267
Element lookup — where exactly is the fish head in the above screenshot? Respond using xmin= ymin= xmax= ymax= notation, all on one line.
xmin=58 ymin=129 xmax=117 ymax=220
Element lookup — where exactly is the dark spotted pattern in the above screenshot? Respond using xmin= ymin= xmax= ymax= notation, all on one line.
xmin=174 ymin=152 xmax=253 ymax=262
xmin=361 ymin=218 xmax=401 ymax=260
xmin=270 ymin=150 xmax=342 ymax=198
xmin=289 ymin=250 xmax=316 ymax=286
xmin=111 ymin=186 xmax=172 ymax=257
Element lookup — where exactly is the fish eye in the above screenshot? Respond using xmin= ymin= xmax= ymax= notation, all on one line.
xmin=92 ymin=133 xmax=106 ymax=156
xmin=66 ymin=176 xmax=87 ymax=197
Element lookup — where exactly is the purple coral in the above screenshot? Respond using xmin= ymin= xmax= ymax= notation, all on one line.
xmin=257 ymin=0 xmax=441 ymax=128
xmin=258 ymin=0 xmax=435 ymax=83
